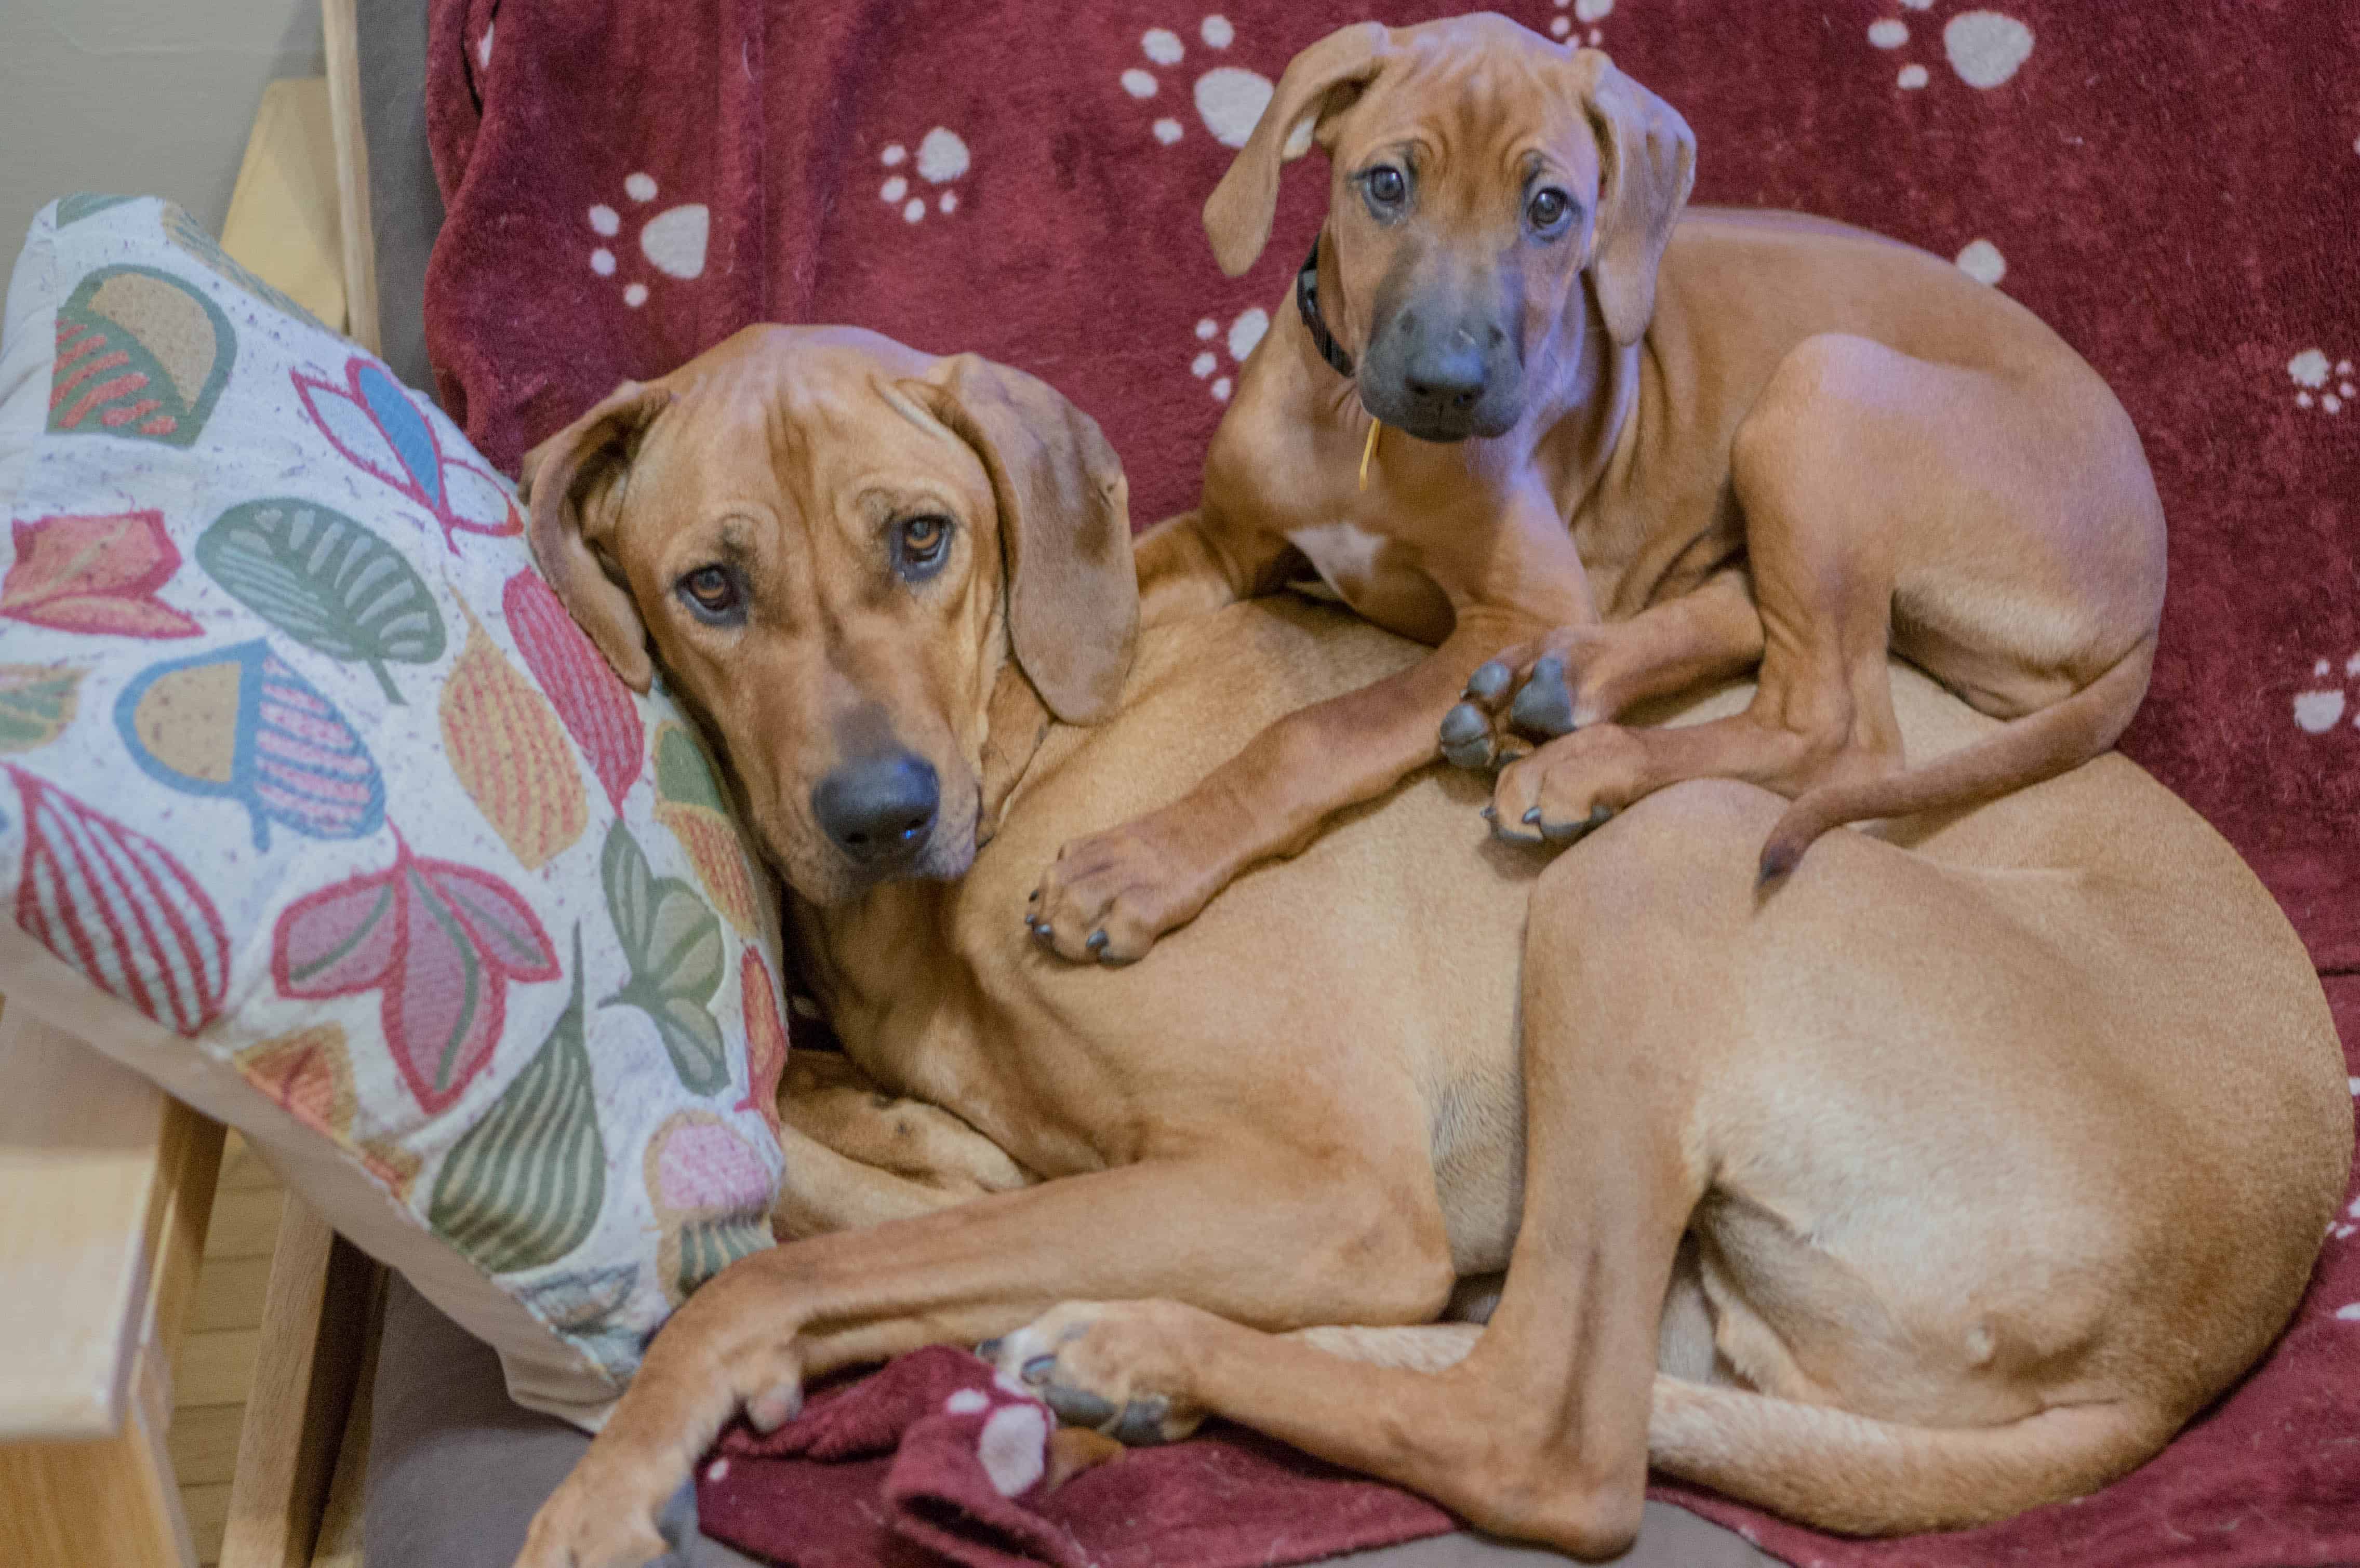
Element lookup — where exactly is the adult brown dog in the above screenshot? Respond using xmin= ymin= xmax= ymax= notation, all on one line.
xmin=1026 ymin=15 xmax=2167 ymax=967
xmin=508 ymin=325 xmax=2344 ymax=1567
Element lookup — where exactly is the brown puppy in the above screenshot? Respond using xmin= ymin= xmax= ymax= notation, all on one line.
xmin=1026 ymin=15 xmax=2166 ymax=966
xmin=509 ymin=326 xmax=2343 ymax=1568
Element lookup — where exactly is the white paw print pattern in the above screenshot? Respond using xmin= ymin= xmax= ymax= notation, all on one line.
xmin=2287 ymin=348 xmax=2356 ymax=416
xmin=2293 ymin=652 xmax=2360 ymax=735
xmin=942 ymin=1382 xmax=1049 ymax=1497
xmin=586 ymin=174 xmax=709 ymax=309
xmin=1122 ymin=16 xmax=1280 ymax=149
xmin=1190 ymin=306 xmax=1269 ymax=402
xmin=1870 ymin=2 xmax=2034 ymax=93
xmin=878 ymin=128 xmax=971 ymax=223
xmin=1543 ymin=0 xmax=1612 ymax=47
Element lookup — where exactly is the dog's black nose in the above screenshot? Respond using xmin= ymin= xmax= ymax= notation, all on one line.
xmin=1403 ymin=342 xmax=1489 ymax=414
xmin=813 ymin=752 xmax=939 ymax=864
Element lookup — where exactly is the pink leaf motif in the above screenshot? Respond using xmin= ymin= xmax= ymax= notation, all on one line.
xmin=291 ymin=359 xmax=522 ymax=552
xmin=736 ymin=947 xmax=788 ymax=1140
xmin=273 ymin=835 xmax=560 ymax=1114
xmin=502 ymin=570 xmax=644 ymax=811
xmin=2 ymin=511 xmax=201 ymax=638
xmin=10 ymin=764 xmax=231 ymax=1034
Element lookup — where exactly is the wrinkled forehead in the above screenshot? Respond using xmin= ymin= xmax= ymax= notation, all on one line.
xmin=1337 ymin=26 xmax=1602 ymax=190
xmin=631 ymin=333 xmax=989 ymax=521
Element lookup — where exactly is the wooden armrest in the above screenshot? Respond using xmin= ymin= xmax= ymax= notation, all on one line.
xmin=0 ymin=1004 xmax=225 ymax=1565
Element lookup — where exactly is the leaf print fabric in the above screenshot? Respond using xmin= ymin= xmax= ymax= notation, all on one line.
xmin=430 ymin=930 xmax=606 ymax=1273
xmin=441 ymin=607 xmax=587 ymax=869
xmin=273 ymin=838 xmax=562 ymax=1114
xmin=116 ymin=640 xmax=386 ymax=849
xmin=601 ymin=820 xmax=729 ymax=1094
xmin=0 ymin=195 xmax=783 ymax=1410
xmin=197 ymin=499 xmax=446 ymax=703
xmin=2 ymin=511 xmax=201 ymax=638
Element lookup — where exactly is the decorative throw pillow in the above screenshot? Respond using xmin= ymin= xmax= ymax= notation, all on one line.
xmin=0 ymin=196 xmax=791 ymax=1426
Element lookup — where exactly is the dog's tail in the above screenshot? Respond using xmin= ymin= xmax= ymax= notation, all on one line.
xmin=1757 ymin=636 xmax=2156 ymax=883
xmin=1647 ymin=1377 xmax=2161 ymax=1536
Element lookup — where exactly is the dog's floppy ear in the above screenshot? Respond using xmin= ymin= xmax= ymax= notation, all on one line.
xmin=904 ymin=356 xmax=1137 ymax=725
xmin=1203 ymin=22 xmax=1393 ymax=278
xmin=1572 ymin=51 xmax=1696 ymax=346
xmin=519 ymin=380 xmax=672 ymax=693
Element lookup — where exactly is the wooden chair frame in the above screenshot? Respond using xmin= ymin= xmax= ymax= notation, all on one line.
xmin=0 ymin=4 xmax=391 ymax=1560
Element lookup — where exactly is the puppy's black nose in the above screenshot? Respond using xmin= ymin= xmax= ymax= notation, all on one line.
xmin=1403 ymin=342 xmax=1489 ymax=414
xmin=813 ymin=752 xmax=938 ymax=864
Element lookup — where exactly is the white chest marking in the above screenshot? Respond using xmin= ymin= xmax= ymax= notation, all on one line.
xmin=1288 ymin=520 xmax=1390 ymax=596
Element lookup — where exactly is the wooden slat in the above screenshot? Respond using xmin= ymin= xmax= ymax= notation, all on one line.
xmin=303 ymin=1271 xmax=384 ymax=1568
xmin=321 ymin=0 xmax=381 ymax=353
xmin=167 ymin=1405 xmax=250 ymax=1489
xmin=0 ymin=1396 xmax=202 ymax=1568
xmin=0 ymin=1009 xmax=224 ymax=1441
xmin=218 ymin=1204 xmax=375 ymax=1568
xmin=217 ymin=77 xmax=348 ymax=332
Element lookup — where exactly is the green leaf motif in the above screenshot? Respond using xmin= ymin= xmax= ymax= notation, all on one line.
xmin=0 ymin=666 xmax=83 ymax=754
xmin=672 ymin=1215 xmax=769 ymax=1302
xmin=197 ymin=499 xmax=446 ymax=704
xmin=599 ymin=821 xmax=729 ymax=1094
xmin=428 ymin=929 xmax=605 ymax=1275
xmin=515 ymin=1264 xmax=641 ymax=1382
xmin=654 ymin=723 xmax=728 ymax=813
xmin=56 ymin=193 xmax=138 ymax=227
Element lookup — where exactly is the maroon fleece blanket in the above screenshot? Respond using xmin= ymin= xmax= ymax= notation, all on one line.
xmin=424 ymin=3 xmax=2360 ymax=1565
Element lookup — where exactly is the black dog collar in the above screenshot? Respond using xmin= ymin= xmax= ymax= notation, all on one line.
xmin=1295 ymin=237 xmax=1356 ymax=380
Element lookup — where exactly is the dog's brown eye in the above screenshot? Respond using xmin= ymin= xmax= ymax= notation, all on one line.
xmin=1365 ymin=165 xmax=1407 ymax=208
xmin=1527 ymin=188 xmax=1572 ymax=235
xmin=896 ymin=514 xmax=953 ymax=579
xmin=677 ymin=565 xmax=742 ymax=622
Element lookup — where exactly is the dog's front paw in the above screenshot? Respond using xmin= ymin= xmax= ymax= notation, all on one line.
xmin=1486 ymin=726 xmax=1646 ymax=847
xmin=513 ymin=1464 xmax=678 ymax=1568
xmin=985 ymin=1301 xmax=1209 ymax=1444
xmin=1443 ymin=630 xmax=1610 ymax=774
xmin=1027 ymin=819 xmax=1218 ymax=965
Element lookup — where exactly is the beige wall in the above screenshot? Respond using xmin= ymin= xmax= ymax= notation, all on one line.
xmin=0 ymin=0 xmax=326 ymax=255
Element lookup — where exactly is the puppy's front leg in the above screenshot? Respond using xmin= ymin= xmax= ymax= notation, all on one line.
xmin=1132 ymin=507 xmax=1304 ymax=630
xmin=1028 ymin=609 xmax=1542 ymax=964
xmin=514 ymin=1151 xmax=1449 ymax=1568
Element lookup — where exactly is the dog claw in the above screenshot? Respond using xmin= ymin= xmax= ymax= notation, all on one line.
xmin=1042 ymin=1383 xmax=1117 ymax=1428
xmin=1022 ymin=1355 xmax=1057 ymax=1383
xmin=1510 ymin=655 xmax=1576 ymax=738
xmin=1086 ymin=930 xmax=1109 ymax=954
xmin=1109 ymin=1396 xmax=1172 ymax=1446
xmin=1464 ymin=661 xmax=1513 ymax=703
xmin=976 ymin=1337 xmax=1003 ymax=1359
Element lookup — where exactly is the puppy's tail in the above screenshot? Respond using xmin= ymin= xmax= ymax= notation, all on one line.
xmin=1647 ymin=1377 xmax=2161 ymax=1536
xmin=1758 ymin=636 xmax=2155 ymax=883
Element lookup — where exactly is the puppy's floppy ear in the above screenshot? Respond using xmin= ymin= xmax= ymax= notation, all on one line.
xmin=1572 ymin=50 xmax=1696 ymax=346
xmin=519 ymin=380 xmax=672 ymax=693
xmin=1203 ymin=22 xmax=1393 ymax=278
xmin=902 ymin=356 xmax=1137 ymax=726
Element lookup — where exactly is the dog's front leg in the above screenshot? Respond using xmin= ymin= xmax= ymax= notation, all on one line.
xmin=1132 ymin=507 xmax=1304 ymax=630
xmin=1027 ymin=608 xmax=1544 ymax=964
xmin=514 ymin=1151 xmax=1450 ymax=1568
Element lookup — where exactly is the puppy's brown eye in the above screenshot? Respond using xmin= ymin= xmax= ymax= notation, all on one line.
xmin=1527 ymin=188 xmax=1573 ymax=236
xmin=677 ymin=565 xmax=742 ymax=623
xmin=1364 ymin=165 xmax=1408 ymax=209
xmin=895 ymin=514 xmax=953 ymax=579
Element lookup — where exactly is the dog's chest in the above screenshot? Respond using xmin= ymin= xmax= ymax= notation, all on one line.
xmin=1286 ymin=520 xmax=1456 ymax=645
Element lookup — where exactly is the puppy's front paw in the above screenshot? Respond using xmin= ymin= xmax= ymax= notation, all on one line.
xmin=1486 ymin=726 xmax=1645 ymax=847
xmin=985 ymin=1301 xmax=1208 ymax=1444
xmin=1027 ymin=819 xmax=1218 ymax=966
xmin=513 ymin=1465 xmax=675 ymax=1568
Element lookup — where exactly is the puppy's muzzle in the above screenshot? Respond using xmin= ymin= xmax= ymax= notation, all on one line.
xmin=813 ymin=751 xmax=940 ymax=867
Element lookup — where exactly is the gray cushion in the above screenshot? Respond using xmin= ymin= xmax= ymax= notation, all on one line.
xmin=364 ymin=1275 xmax=1780 ymax=1568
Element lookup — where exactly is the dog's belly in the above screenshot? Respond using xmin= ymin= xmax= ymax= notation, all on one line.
xmin=1287 ymin=521 xmax=1457 ymax=646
